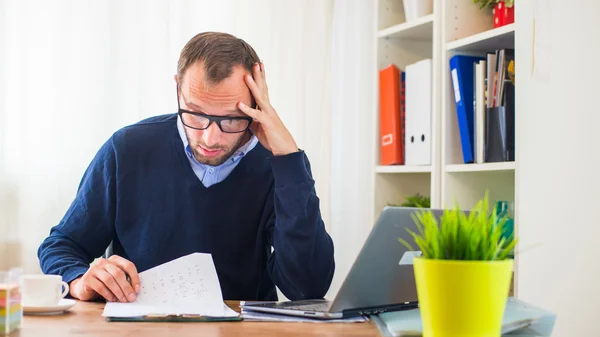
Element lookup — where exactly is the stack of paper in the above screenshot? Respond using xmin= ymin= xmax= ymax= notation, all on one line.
xmin=372 ymin=297 xmax=556 ymax=337
xmin=102 ymin=253 xmax=239 ymax=321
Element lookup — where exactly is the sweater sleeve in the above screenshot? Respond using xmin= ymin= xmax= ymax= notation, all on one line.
xmin=265 ymin=150 xmax=335 ymax=300
xmin=37 ymin=137 xmax=118 ymax=284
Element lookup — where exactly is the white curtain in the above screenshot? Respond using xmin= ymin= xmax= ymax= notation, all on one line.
xmin=0 ymin=0 xmax=333 ymax=279
xmin=327 ymin=0 xmax=376 ymax=297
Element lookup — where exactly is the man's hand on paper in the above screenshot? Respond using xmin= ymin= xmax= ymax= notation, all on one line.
xmin=70 ymin=255 xmax=141 ymax=303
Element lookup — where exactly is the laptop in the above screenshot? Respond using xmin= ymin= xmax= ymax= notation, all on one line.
xmin=241 ymin=206 xmax=444 ymax=319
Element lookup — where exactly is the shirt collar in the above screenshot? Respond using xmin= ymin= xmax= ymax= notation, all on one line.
xmin=176 ymin=115 xmax=258 ymax=166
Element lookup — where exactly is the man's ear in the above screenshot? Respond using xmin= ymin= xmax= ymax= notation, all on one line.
xmin=174 ymin=74 xmax=178 ymax=85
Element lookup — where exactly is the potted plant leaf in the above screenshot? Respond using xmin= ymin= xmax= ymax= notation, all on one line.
xmin=390 ymin=193 xmax=431 ymax=208
xmin=399 ymin=192 xmax=517 ymax=337
xmin=473 ymin=0 xmax=515 ymax=28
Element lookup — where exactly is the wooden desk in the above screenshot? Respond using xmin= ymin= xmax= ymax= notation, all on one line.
xmin=15 ymin=301 xmax=381 ymax=337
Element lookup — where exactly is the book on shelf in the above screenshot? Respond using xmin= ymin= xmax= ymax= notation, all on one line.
xmin=405 ymin=58 xmax=432 ymax=166
xmin=450 ymin=48 xmax=515 ymax=165
xmin=378 ymin=64 xmax=405 ymax=166
xmin=474 ymin=59 xmax=486 ymax=163
xmin=400 ymin=71 xmax=406 ymax=164
xmin=450 ymin=54 xmax=485 ymax=164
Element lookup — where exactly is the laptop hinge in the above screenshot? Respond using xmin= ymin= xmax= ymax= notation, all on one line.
xmin=341 ymin=302 xmax=418 ymax=317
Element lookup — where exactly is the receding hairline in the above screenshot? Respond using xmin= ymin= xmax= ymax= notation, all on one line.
xmin=177 ymin=32 xmax=260 ymax=86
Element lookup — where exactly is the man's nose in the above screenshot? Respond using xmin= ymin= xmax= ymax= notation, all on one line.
xmin=202 ymin=122 xmax=222 ymax=148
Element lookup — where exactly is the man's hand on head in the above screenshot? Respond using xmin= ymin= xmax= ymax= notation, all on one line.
xmin=70 ymin=255 xmax=141 ymax=303
xmin=238 ymin=62 xmax=299 ymax=156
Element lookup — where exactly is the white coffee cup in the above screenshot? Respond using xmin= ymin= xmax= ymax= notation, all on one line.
xmin=21 ymin=274 xmax=69 ymax=306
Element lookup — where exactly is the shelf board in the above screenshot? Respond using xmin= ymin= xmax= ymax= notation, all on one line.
xmin=375 ymin=165 xmax=432 ymax=173
xmin=445 ymin=162 xmax=515 ymax=173
xmin=446 ymin=24 xmax=515 ymax=52
xmin=377 ymin=14 xmax=434 ymax=40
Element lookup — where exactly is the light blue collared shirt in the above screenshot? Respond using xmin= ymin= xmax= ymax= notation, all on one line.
xmin=177 ymin=116 xmax=259 ymax=187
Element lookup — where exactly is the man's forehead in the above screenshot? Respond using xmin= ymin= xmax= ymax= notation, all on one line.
xmin=183 ymin=68 xmax=249 ymax=95
xmin=183 ymin=62 xmax=248 ymax=86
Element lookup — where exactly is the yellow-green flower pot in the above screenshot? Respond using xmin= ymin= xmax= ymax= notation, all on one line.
xmin=414 ymin=258 xmax=513 ymax=337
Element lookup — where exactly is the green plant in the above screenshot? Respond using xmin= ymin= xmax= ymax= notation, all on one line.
xmin=399 ymin=192 xmax=516 ymax=261
xmin=389 ymin=193 xmax=430 ymax=208
xmin=473 ymin=0 xmax=514 ymax=10
xmin=402 ymin=194 xmax=430 ymax=208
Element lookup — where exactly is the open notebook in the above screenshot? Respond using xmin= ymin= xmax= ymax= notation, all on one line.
xmin=102 ymin=253 xmax=240 ymax=322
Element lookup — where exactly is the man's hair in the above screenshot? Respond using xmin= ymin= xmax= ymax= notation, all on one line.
xmin=177 ymin=32 xmax=260 ymax=85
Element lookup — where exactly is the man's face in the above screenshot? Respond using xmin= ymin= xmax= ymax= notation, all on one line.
xmin=177 ymin=62 xmax=253 ymax=166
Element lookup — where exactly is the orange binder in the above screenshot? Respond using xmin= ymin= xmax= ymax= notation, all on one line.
xmin=379 ymin=65 xmax=404 ymax=165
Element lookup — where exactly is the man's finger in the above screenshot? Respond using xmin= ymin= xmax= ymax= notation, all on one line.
xmin=238 ymin=102 xmax=262 ymax=121
xmin=86 ymin=275 xmax=118 ymax=302
xmin=105 ymin=263 xmax=137 ymax=302
xmin=253 ymin=62 xmax=265 ymax=90
xmin=259 ymin=61 xmax=265 ymax=77
xmin=108 ymin=255 xmax=141 ymax=293
xmin=244 ymin=74 xmax=268 ymax=110
xmin=94 ymin=268 xmax=127 ymax=303
xmin=259 ymin=62 xmax=269 ymax=96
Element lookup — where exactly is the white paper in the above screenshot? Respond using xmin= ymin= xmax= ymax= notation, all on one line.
xmin=532 ymin=0 xmax=552 ymax=82
xmin=102 ymin=253 xmax=238 ymax=318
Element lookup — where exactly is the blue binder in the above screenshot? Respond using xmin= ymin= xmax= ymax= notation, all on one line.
xmin=449 ymin=55 xmax=485 ymax=164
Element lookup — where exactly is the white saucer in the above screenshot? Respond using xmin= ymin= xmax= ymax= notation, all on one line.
xmin=23 ymin=299 xmax=77 ymax=315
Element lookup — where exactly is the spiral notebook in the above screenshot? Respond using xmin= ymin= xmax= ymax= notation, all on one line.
xmin=102 ymin=253 xmax=240 ymax=322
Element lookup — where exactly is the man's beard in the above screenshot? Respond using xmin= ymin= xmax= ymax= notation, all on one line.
xmin=186 ymin=132 xmax=247 ymax=166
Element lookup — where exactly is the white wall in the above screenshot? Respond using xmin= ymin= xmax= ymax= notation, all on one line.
xmin=516 ymin=1 xmax=600 ymax=336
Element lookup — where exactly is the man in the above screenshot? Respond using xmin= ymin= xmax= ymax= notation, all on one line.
xmin=37 ymin=32 xmax=335 ymax=303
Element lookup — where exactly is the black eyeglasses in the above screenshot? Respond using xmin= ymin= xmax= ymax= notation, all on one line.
xmin=177 ymin=86 xmax=253 ymax=133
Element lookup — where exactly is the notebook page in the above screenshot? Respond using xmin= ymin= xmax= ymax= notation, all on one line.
xmin=102 ymin=253 xmax=237 ymax=317
xmin=102 ymin=302 xmax=238 ymax=318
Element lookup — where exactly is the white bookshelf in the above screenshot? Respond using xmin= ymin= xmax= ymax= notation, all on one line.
xmin=373 ymin=0 xmax=442 ymax=223
xmin=376 ymin=165 xmax=432 ymax=173
xmin=446 ymin=23 xmax=515 ymax=52
xmin=374 ymin=0 xmax=518 ymax=293
xmin=446 ymin=161 xmax=515 ymax=173
xmin=440 ymin=0 xmax=516 ymax=212
xmin=378 ymin=14 xmax=434 ymax=40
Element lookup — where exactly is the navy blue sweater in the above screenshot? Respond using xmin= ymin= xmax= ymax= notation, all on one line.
xmin=37 ymin=114 xmax=335 ymax=301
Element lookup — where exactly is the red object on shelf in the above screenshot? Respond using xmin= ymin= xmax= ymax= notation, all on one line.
xmin=493 ymin=2 xmax=514 ymax=28
xmin=378 ymin=65 xmax=404 ymax=166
